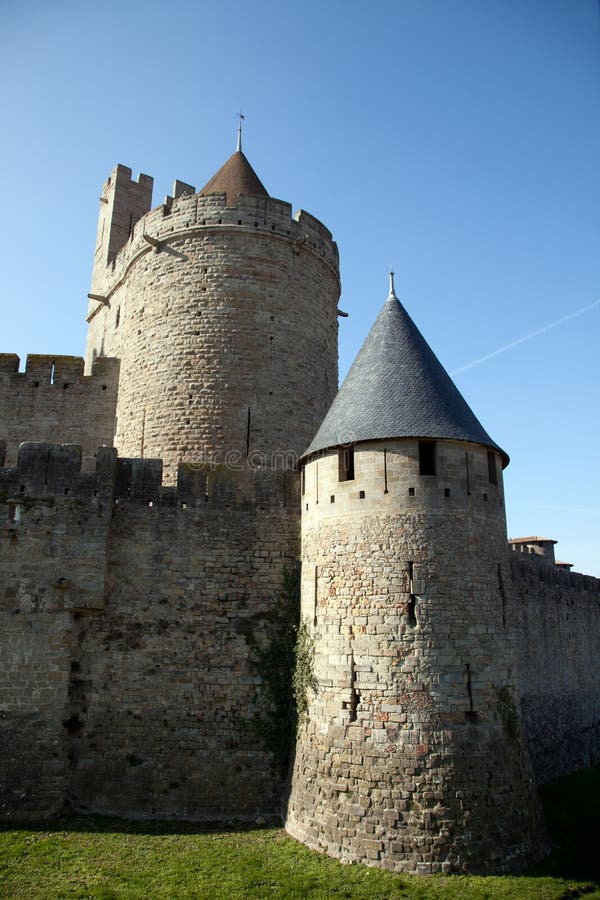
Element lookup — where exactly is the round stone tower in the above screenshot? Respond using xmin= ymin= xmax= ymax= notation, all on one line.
xmin=285 ymin=275 xmax=546 ymax=873
xmin=85 ymin=138 xmax=340 ymax=481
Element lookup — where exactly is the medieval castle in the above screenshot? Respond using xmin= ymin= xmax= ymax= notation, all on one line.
xmin=1 ymin=138 xmax=598 ymax=874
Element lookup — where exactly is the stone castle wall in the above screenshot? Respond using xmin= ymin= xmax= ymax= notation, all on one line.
xmin=0 ymin=442 xmax=300 ymax=820
xmin=509 ymin=559 xmax=600 ymax=784
xmin=86 ymin=178 xmax=340 ymax=483
xmin=0 ymin=443 xmax=115 ymax=818
xmin=0 ymin=355 xmax=119 ymax=471
xmin=286 ymin=440 xmax=546 ymax=874
xmin=0 ymin=155 xmax=598 ymax=873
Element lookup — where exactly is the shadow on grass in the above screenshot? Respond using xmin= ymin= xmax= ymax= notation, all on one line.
xmin=1 ymin=765 xmax=599 ymax=883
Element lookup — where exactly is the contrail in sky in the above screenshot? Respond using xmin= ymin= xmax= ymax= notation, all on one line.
xmin=510 ymin=505 xmax=600 ymax=515
xmin=451 ymin=298 xmax=600 ymax=376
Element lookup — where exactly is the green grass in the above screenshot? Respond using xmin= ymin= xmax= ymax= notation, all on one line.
xmin=0 ymin=766 xmax=598 ymax=899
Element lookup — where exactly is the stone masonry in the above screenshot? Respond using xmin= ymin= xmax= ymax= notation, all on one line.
xmin=0 ymin=147 xmax=598 ymax=875
xmin=285 ymin=440 xmax=546 ymax=873
xmin=0 ymin=355 xmax=118 ymax=471
xmin=85 ymin=166 xmax=340 ymax=483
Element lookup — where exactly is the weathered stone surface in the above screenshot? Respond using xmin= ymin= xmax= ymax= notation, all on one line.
xmin=0 ymin=157 xmax=598 ymax=878
xmin=85 ymin=173 xmax=340 ymax=483
xmin=0 ymin=355 xmax=119 ymax=471
xmin=0 ymin=447 xmax=300 ymax=819
xmin=285 ymin=441 xmax=549 ymax=873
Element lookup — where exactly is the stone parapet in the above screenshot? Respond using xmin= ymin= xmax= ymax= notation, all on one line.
xmin=0 ymin=356 xmax=119 ymax=471
xmin=88 ymin=190 xmax=339 ymax=310
xmin=509 ymin=555 xmax=600 ymax=783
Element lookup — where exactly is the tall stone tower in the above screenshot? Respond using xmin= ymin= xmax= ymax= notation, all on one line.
xmin=86 ymin=138 xmax=340 ymax=481
xmin=286 ymin=274 xmax=545 ymax=873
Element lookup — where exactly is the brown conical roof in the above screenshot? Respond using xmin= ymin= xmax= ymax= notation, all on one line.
xmin=198 ymin=150 xmax=269 ymax=206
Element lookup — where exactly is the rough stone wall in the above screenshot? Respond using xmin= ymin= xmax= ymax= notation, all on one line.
xmin=286 ymin=440 xmax=546 ymax=874
xmin=0 ymin=354 xmax=119 ymax=470
xmin=509 ymin=559 xmax=600 ymax=783
xmin=0 ymin=443 xmax=115 ymax=819
xmin=0 ymin=443 xmax=300 ymax=821
xmin=68 ymin=467 xmax=300 ymax=820
xmin=91 ymin=164 xmax=153 ymax=294
xmin=85 ymin=190 xmax=340 ymax=482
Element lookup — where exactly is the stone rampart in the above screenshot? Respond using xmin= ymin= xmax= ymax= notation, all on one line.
xmin=0 ymin=355 xmax=119 ymax=471
xmin=509 ymin=557 xmax=600 ymax=783
xmin=0 ymin=442 xmax=301 ymax=820
xmin=0 ymin=443 xmax=116 ymax=818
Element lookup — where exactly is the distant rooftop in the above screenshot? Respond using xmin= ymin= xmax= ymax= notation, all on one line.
xmin=508 ymin=537 xmax=557 ymax=545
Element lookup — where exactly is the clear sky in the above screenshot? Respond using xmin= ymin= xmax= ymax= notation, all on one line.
xmin=1 ymin=0 xmax=599 ymax=574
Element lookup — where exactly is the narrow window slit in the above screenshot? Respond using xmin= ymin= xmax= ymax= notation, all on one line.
xmin=338 ymin=446 xmax=355 ymax=482
xmin=407 ymin=562 xmax=417 ymax=627
xmin=465 ymin=663 xmax=478 ymax=721
xmin=348 ymin=653 xmax=360 ymax=722
xmin=383 ymin=448 xmax=388 ymax=493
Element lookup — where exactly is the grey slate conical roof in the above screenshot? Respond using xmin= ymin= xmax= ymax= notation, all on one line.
xmin=303 ymin=276 xmax=508 ymax=465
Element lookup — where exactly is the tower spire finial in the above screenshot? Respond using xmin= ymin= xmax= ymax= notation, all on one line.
xmin=237 ymin=112 xmax=245 ymax=152
xmin=388 ymin=268 xmax=398 ymax=300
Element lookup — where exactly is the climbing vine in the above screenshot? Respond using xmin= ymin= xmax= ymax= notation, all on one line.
xmin=293 ymin=617 xmax=317 ymax=727
xmin=249 ymin=565 xmax=317 ymax=775
xmin=495 ymin=685 xmax=520 ymax=741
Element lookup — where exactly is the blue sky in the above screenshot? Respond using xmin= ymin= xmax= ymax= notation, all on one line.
xmin=1 ymin=0 xmax=599 ymax=574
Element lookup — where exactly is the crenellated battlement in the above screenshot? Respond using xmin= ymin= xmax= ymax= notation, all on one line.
xmin=0 ymin=442 xmax=117 ymax=501
xmin=0 ymin=442 xmax=299 ymax=512
xmin=0 ymin=357 xmax=119 ymax=471
xmin=0 ymin=354 xmax=118 ymax=382
xmin=90 ymin=164 xmax=154 ymax=297
xmin=85 ymin=161 xmax=340 ymax=483
xmin=88 ymin=186 xmax=339 ymax=312
xmin=510 ymin=554 xmax=600 ymax=593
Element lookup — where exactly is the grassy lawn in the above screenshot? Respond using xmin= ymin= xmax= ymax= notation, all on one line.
xmin=0 ymin=766 xmax=598 ymax=899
